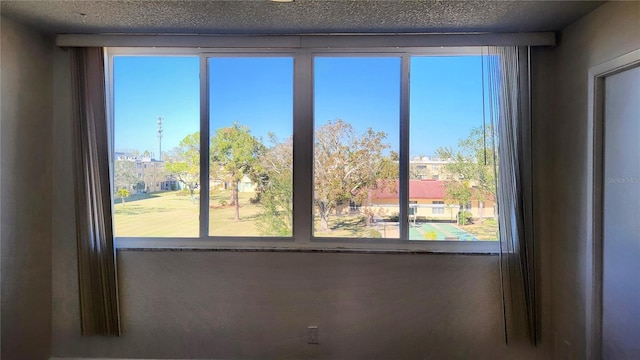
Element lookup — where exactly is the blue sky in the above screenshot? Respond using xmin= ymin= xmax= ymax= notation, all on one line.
xmin=314 ymin=57 xmax=401 ymax=152
xmin=114 ymin=56 xmax=200 ymax=157
xmin=209 ymin=57 xmax=293 ymax=144
xmin=114 ymin=55 xmax=485 ymax=157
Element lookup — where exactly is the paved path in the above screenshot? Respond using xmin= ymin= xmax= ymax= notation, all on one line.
xmin=430 ymin=223 xmax=457 ymax=238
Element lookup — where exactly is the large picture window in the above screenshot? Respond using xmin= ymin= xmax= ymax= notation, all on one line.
xmin=109 ymin=47 xmax=501 ymax=251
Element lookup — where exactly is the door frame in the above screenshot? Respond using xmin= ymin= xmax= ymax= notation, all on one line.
xmin=586 ymin=48 xmax=640 ymax=360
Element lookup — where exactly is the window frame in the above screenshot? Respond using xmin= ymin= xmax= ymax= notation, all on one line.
xmin=107 ymin=46 xmax=499 ymax=253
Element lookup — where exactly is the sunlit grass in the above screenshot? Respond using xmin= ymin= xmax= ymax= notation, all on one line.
xmin=114 ymin=191 xmax=199 ymax=237
xmin=464 ymin=218 xmax=499 ymax=241
xmin=114 ymin=190 xmax=268 ymax=237
xmin=114 ymin=191 xmax=497 ymax=241
xmin=209 ymin=191 xmax=262 ymax=236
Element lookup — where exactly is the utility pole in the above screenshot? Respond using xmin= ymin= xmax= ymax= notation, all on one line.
xmin=157 ymin=116 xmax=164 ymax=161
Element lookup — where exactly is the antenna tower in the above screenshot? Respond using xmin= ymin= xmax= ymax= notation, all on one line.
xmin=157 ymin=116 xmax=164 ymax=160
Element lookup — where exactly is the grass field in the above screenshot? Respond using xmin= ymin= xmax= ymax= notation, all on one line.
xmin=114 ymin=191 xmax=199 ymax=237
xmin=114 ymin=190 xmax=266 ymax=237
xmin=114 ymin=190 xmax=498 ymax=240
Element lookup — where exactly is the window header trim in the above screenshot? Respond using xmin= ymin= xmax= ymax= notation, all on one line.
xmin=57 ymin=32 xmax=555 ymax=49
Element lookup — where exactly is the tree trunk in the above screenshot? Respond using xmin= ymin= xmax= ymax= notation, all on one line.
xmin=233 ymin=186 xmax=240 ymax=221
xmin=189 ymin=187 xmax=196 ymax=203
xmin=318 ymin=202 xmax=330 ymax=231
xmin=229 ymin=187 xmax=236 ymax=206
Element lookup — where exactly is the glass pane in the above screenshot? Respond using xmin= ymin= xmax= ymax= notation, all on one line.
xmin=113 ymin=56 xmax=200 ymax=237
xmin=314 ymin=57 xmax=400 ymax=238
xmin=209 ymin=57 xmax=293 ymax=237
xmin=409 ymin=56 xmax=498 ymax=241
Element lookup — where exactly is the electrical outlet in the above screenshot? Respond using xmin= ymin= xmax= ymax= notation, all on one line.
xmin=308 ymin=325 xmax=318 ymax=344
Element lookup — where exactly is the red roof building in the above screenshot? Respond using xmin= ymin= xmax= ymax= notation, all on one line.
xmin=370 ymin=179 xmax=447 ymax=202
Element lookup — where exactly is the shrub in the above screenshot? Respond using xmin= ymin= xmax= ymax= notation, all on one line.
xmin=458 ymin=211 xmax=474 ymax=225
xmin=482 ymin=218 xmax=497 ymax=226
xmin=218 ymin=199 xmax=228 ymax=206
xmin=369 ymin=229 xmax=382 ymax=238
xmin=175 ymin=189 xmax=190 ymax=196
xmin=249 ymin=194 xmax=261 ymax=204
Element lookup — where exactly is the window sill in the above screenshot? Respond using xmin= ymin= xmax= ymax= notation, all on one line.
xmin=115 ymin=237 xmax=499 ymax=254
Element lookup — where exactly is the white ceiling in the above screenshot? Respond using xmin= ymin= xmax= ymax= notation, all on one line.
xmin=1 ymin=0 xmax=604 ymax=35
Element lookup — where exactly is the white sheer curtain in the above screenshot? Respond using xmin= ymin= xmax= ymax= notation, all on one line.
xmin=71 ymin=47 xmax=121 ymax=336
xmin=486 ymin=46 xmax=537 ymax=345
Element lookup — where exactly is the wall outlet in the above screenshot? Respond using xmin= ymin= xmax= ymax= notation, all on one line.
xmin=308 ymin=325 xmax=319 ymax=344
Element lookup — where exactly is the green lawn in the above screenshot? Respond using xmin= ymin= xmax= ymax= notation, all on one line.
xmin=209 ymin=190 xmax=262 ymax=236
xmin=114 ymin=190 xmax=267 ymax=237
xmin=114 ymin=191 xmax=199 ymax=237
xmin=114 ymin=191 xmax=497 ymax=240
xmin=464 ymin=218 xmax=499 ymax=240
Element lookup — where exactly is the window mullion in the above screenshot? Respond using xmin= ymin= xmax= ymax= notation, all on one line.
xmin=399 ymin=54 xmax=411 ymax=240
xmin=293 ymin=50 xmax=314 ymax=243
xmin=199 ymin=55 xmax=210 ymax=238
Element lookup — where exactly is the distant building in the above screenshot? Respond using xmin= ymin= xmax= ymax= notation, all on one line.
xmin=114 ymin=151 xmax=177 ymax=193
xmin=409 ymin=156 xmax=454 ymax=181
xmin=369 ymin=179 xmax=496 ymax=221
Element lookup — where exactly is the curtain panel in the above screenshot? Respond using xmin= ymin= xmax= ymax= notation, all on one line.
xmin=487 ymin=46 xmax=537 ymax=345
xmin=71 ymin=47 xmax=121 ymax=336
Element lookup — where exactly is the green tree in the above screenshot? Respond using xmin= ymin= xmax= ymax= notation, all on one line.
xmin=436 ymin=124 xmax=497 ymax=221
xmin=210 ymin=123 xmax=264 ymax=221
xmin=314 ymin=119 xmax=391 ymax=232
xmin=443 ymin=180 xmax=472 ymax=225
xmin=255 ymin=134 xmax=293 ymax=236
xmin=164 ymin=132 xmax=200 ymax=203
xmin=116 ymin=188 xmax=130 ymax=206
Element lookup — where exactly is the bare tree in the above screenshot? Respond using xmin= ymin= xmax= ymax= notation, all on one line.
xmin=314 ymin=119 xmax=391 ymax=232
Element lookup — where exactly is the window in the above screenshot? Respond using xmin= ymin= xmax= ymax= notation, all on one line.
xmin=409 ymin=55 xmax=498 ymax=242
xmin=208 ymin=57 xmax=293 ymax=237
xmin=112 ymin=55 xmax=200 ymax=237
xmin=432 ymin=201 xmax=445 ymax=215
xmin=313 ymin=57 xmax=400 ymax=239
xmin=109 ymin=47 xmax=500 ymax=252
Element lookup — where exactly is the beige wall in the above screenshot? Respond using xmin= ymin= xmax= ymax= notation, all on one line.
xmin=550 ymin=2 xmax=640 ymax=359
xmin=1 ymin=17 xmax=54 ymax=360
xmin=53 ymin=251 xmax=546 ymax=359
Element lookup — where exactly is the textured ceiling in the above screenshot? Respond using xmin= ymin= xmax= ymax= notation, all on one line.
xmin=1 ymin=1 xmax=604 ymax=35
